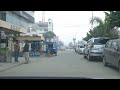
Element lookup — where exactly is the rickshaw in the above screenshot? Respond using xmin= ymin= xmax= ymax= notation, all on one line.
xmin=46 ymin=42 xmax=57 ymax=56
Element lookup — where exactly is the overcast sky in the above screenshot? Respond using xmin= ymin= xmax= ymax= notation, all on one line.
xmin=34 ymin=11 xmax=105 ymax=45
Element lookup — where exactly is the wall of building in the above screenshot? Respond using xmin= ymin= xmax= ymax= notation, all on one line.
xmin=24 ymin=11 xmax=34 ymax=17
xmin=0 ymin=11 xmax=35 ymax=30
xmin=6 ymin=12 xmax=29 ymax=29
xmin=48 ymin=18 xmax=53 ymax=31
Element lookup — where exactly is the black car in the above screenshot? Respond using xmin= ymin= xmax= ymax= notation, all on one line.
xmin=103 ymin=39 xmax=120 ymax=72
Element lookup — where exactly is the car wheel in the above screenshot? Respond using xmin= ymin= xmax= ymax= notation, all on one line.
xmin=84 ymin=54 xmax=86 ymax=59
xmin=88 ymin=54 xmax=92 ymax=61
xmin=103 ymin=56 xmax=108 ymax=66
xmin=118 ymin=61 xmax=120 ymax=72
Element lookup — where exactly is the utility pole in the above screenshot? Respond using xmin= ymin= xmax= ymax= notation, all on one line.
xmin=42 ymin=11 xmax=45 ymax=22
xmin=91 ymin=11 xmax=93 ymax=30
xmin=73 ymin=38 xmax=76 ymax=49
xmin=73 ymin=33 xmax=76 ymax=49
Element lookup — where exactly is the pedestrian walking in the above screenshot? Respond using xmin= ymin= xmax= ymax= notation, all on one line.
xmin=23 ymin=40 xmax=29 ymax=64
xmin=14 ymin=40 xmax=20 ymax=62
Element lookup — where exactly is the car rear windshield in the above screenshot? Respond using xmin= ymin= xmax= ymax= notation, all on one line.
xmin=94 ymin=38 xmax=110 ymax=45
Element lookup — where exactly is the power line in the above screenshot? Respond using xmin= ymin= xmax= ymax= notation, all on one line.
xmin=53 ymin=25 xmax=91 ymax=27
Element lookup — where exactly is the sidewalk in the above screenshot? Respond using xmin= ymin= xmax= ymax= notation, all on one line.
xmin=0 ymin=54 xmax=46 ymax=72
xmin=0 ymin=57 xmax=25 ymax=72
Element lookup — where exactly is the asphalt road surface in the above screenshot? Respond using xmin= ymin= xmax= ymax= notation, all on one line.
xmin=0 ymin=49 xmax=120 ymax=79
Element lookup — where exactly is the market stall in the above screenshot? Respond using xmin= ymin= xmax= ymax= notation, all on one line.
xmin=16 ymin=36 xmax=44 ymax=57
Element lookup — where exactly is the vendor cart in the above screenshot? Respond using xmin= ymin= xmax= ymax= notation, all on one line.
xmin=46 ymin=42 xmax=57 ymax=56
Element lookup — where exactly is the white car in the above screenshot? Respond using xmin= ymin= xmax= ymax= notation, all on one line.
xmin=75 ymin=44 xmax=80 ymax=53
xmin=78 ymin=46 xmax=85 ymax=54
xmin=60 ymin=46 xmax=65 ymax=51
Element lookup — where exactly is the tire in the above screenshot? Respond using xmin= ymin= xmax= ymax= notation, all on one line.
xmin=118 ymin=61 xmax=120 ymax=72
xmin=88 ymin=54 xmax=92 ymax=61
xmin=55 ymin=53 xmax=57 ymax=56
xmin=103 ymin=56 xmax=108 ymax=66
xmin=84 ymin=54 xmax=86 ymax=59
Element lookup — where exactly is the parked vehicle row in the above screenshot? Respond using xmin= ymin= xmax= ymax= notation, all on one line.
xmin=79 ymin=37 xmax=120 ymax=72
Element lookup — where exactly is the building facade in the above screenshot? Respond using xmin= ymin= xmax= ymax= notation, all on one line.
xmin=38 ymin=21 xmax=48 ymax=32
xmin=26 ymin=23 xmax=45 ymax=40
xmin=0 ymin=11 xmax=35 ymax=62
xmin=0 ymin=11 xmax=35 ymax=35
xmin=48 ymin=18 xmax=53 ymax=32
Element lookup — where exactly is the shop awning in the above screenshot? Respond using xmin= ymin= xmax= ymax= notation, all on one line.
xmin=16 ymin=36 xmax=44 ymax=41
xmin=0 ymin=20 xmax=27 ymax=34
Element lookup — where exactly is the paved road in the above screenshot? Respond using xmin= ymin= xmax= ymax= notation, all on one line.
xmin=0 ymin=49 xmax=120 ymax=79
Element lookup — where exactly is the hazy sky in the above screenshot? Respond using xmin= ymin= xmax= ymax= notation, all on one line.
xmin=34 ymin=11 xmax=105 ymax=45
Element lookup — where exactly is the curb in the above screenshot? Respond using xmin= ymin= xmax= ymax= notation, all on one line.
xmin=0 ymin=62 xmax=25 ymax=72
xmin=0 ymin=55 xmax=46 ymax=72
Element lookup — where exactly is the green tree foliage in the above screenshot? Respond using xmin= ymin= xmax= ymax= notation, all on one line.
xmin=105 ymin=11 xmax=120 ymax=28
xmin=43 ymin=31 xmax=56 ymax=39
xmin=83 ymin=12 xmax=120 ymax=41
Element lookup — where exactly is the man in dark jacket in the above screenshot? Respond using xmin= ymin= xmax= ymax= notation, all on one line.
xmin=23 ymin=40 xmax=29 ymax=64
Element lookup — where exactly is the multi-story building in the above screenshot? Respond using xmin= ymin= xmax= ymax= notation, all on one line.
xmin=38 ymin=21 xmax=48 ymax=32
xmin=27 ymin=23 xmax=45 ymax=40
xmin=48 ymin=18 xmax=53 ymax=32
xmin=0 ymin=11 xmax=34 ymax=34
xmin=0 ymin=11 xmax=35 ymax=62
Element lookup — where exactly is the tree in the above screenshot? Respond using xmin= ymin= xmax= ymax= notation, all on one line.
xmin=90 ymin=16 xmax=106 ymax=35
xmin=105 ymin=11 xmax=120 ymax=28
xmin=43 ymin=31 xmax=56 ymax=40
xmin=83 ymin=15 xmax=119 ymax=41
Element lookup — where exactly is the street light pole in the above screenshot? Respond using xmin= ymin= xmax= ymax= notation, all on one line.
xmin=73 ymin=38 xmax=76 ymax=49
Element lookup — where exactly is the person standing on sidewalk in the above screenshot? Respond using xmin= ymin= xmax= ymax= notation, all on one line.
xmin=14 ymin=40 xmax=20 ymax=62
xmin=23 ymin=40 xmax=29 ymax=64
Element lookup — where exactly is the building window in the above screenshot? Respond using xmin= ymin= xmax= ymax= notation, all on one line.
xmin=6 ymin=12 xmax=30 ymax=29
xmin=1 ymin=13 xmax=6 ymax=21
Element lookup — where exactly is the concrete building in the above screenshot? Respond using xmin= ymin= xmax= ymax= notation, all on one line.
xmin=48 ymin=18 xmax=53 ymax=32
xmin=26 ymin=23 xmax=45 ymax=40
xmin=0 ymin=11 xmax=34 ymax=33
xmin=0 ymin=11 xmax=35 ymax=62
xmin=21 ymin=18 xmax=54 ymax=43
xmin=38 ymin=21 xmax=48 ymax=32
xmin=0 ymin=11 xmax=35 ymax=39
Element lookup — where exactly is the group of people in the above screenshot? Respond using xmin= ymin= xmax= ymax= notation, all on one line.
xmin=14 ymin=40 xmax=29 ymax=64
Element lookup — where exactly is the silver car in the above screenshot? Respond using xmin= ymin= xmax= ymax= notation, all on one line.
xmin=78 ymin=45 xmax=85 ymax=54
xmin=83 ymin=37 xmax=110 ymax=61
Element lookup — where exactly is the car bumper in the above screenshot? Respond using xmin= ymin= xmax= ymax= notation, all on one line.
xmin=89 ymin=52 xmax=103 ymax=57
xmin=79 ymin=50 xmax=84 ymax=54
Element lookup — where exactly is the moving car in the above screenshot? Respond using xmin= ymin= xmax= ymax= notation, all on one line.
xmin=60 ymin=46 xmax=65 ymax=51
xmin=103 ymin=39 xmax=120 ymax=72
xmin=83 ymin=37 xmax=110 ymax=61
